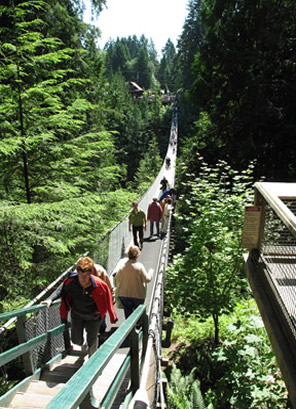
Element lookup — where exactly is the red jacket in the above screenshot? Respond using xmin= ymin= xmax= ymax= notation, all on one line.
xmin=59 ymin=274 xmax=117 ymax=323
xmin=147 ymin=201 xmax=163 ymax=222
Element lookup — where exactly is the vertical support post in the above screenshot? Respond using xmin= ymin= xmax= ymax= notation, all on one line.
xmin=15 ymin=315 xmax=34 ymax=376
xmin=141 ymin=313 xmax=149 ymax=362
xmin=254 ymin=188 xmax=266 ymax=251
xmin=130 ymin=328 xmax=140 ymax=393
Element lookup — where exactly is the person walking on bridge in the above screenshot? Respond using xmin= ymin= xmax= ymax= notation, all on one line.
xmin=129 ymin=201 xmax=147 ymax=250
xmin=114 ymin=246 xmax=152 ymax=319
xmin=147 ymin=197 xmax=163 ymax=238
xmin=160 ymin=176 xmax=169 ymax=193
xmin=93 ymin=263 xmax=115 ymax=340
xmin=161 ymin=197 xmax=173 ymax=237
xmin=42 ymin=257 xmax=117 ymax=357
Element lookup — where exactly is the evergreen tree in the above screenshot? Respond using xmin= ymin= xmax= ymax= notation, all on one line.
xmin=175 ymin=0 xmax=204 ymax=91
xmin=133 ymin=45 xmax=152 ymax=89
xmin=190 ymin=0 xmax=296 ymax=180
xmin=133 ymin=135 xmax=162 ymax=192
xmin=0 ymin=0 xmax=118 ymax=203
xmin=104 ymin=35 xmax=157 ymax=89
xmin=158 ymin=39 xmax=176 ymax=92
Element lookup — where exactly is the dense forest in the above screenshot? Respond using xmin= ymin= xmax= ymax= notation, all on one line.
xmin=0 ymin=0 xmax=174 ymax=312
xmin=1 ymin=0 xmax=296 ymax=407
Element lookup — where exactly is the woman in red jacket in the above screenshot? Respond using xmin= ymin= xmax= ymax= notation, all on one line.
xmin=43 ymin=257 xmax=117 ymax=357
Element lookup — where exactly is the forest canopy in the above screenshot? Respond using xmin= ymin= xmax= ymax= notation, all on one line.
xmin=0 ymin=0 xmax=174 ymax=310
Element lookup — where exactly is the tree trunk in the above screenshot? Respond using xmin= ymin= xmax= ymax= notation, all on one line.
xmin=213 ymin=313 xmax=219 ymax=344
xmin=17 ymin=60 xmax=31 ymax=204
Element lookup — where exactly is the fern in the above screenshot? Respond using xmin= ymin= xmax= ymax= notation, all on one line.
xmin=166 ymin=364 xmax=207 ymax=409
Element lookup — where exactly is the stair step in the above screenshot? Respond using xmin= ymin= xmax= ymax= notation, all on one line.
xmin=26 ymin=380 xmax=64 ymax=396
xmin=40 ymin=368 xmax=77 ymax=384
xmin=2 ymin=349 xmax=129 ymax=408
xmin=56 ymin=354 xmax=85 ymax=367
xmin=9 ymin=391 xmax=52 ymax=408
xmin=41 ymin=354 xmax=85 ymax=384
xmin=5 ymin=380 xmax=63 ymax=409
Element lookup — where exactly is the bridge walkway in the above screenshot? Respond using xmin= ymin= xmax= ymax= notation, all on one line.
xmin=0 ymin=194 xmax=169 ymax=409
xmin=0 ymin=108 xmax=178 ymax=409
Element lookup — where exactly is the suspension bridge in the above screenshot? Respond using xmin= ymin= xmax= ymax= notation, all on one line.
xmin=2 ymin=104 xmax=296 ymax=408
xmin=0 ymin=103 xmax=178 ymax=409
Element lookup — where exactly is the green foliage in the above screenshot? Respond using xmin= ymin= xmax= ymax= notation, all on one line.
xmin=0 ymin=375 xmax=18 ymax=397
xmin=206 ymin=300 xmax=289 ymax=409
xmin=0 ymin=0 xmax=119 ymax=204
xmin=157 ymin=39 xmax=177 ymax=92
xmin=166 ymin=363 xmax=209 ymax=409
xmin=0 ymin=190 xmax=135 ymax=311
xmin=105 ymin=76 xmax=170 ymax=181
xmin=132 ymin=136 xmax=162 ymax=193
xmin=104 ymin=35 xmax=156 ymax=89
xmin=166 ymin=159 xmax=254 ymax=343
xmin=166 ymin=300 xmax=290 ymax=409
xmin=0 ymin=0 xmax=173 ymax=313
xmin=189 ymin=0 xmax=296 ymax=179
xmin=174 ymin=0 xmax=205 ymax=91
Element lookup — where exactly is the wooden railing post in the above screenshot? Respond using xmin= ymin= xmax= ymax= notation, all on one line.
xmin=254 ymin=187 xmax=266 ymax=251
xmin=130 ymin=328 xmax=140 ymax=393
xmin=15 ymin=315 xmax=34 ymax=376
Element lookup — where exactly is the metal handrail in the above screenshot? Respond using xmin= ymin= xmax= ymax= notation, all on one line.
xmin=0 ymin=322 xmax=66 ymax=368
xmin=0 ymin=300 xmax=60 ymax=322
xmin=45 ymin=305 xmax=148 ymax=409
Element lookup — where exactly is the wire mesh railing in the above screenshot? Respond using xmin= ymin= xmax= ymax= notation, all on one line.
xmin=253 ymin=183 xmax=296 ymax=344
xmin=259 ymin=202 xmax=296 ymax=337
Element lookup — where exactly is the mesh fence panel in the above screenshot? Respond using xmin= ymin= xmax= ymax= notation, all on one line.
xmin=26 ymin=303 xmax=64 ymax=371
xmin=259 ymin=200 xmax=296 ymax=338
xmin=90 ymin=135 xmax=173 ymax=272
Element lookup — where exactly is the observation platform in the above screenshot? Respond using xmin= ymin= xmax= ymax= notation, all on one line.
xmin=244 ymin=182 xmax=296 ymax=408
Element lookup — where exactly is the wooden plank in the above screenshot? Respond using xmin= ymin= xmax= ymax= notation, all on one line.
xmin=255 ymin=182 xmax=296 ymax=235
xmin=26 ymin=380 xmax=64 ymax=396
xmin=92 ymin=350 xmax=128 ymax=398
xmin=10 ymin=392 xmax=52 ymax=408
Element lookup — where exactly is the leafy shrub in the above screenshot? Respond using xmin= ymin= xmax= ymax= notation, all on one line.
xmin=165 ymin=300 xmax=290 ymax=409
xmin=166 ymin=159 xmax=254 ymax=343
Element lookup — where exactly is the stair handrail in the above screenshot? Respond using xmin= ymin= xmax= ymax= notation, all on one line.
xmin=45 ymin=305 xmax=148 ymax=409
xmin=0 ymin=322 xmax=66 ymax=368
xmin=0 ymin=300 xmax=60 ymax=322
xmin=0 ymin=300 xmax=62 ymax=371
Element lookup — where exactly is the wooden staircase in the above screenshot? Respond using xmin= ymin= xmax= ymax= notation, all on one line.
xmin=0 ymin=346 xmax=129 ymax=409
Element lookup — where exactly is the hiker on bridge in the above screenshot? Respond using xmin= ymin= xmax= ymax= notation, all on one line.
xmin=159 ymin=187 xmax=176 ymax=203
xmin=114 ymin=246 xmax=152 ymax=319
xmin=93 ymin=263 xmax=115 ymax=340
xmin=161 ymin=197 xmax=173 ymax=237
xmin=42 ymin=256 xmax=117 ymax=357
xmin=128 ymin=201 xmax=147 ymax=250
xmin=160 ymin=175 xmax=169 ymax=193
xmin=147 ymin=197 xmax=163 ymax=238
